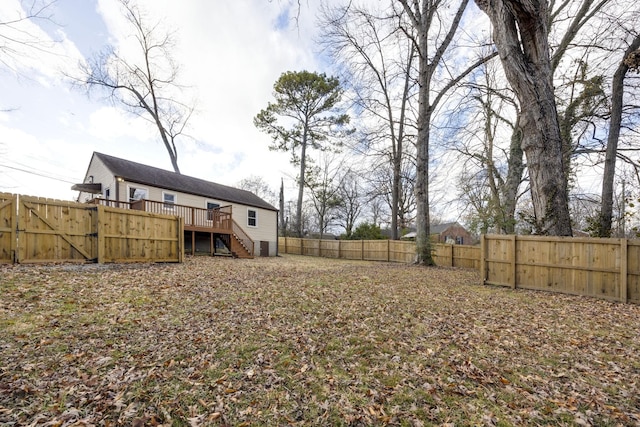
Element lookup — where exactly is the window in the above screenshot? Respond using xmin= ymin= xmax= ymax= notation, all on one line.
xmin=248 ymin=209 xmax=257 ymax=227
xmin=104 ymin=188 xmax=110 ymax=200
xmin=128 ymin=186 xmax=148 ymax=203
xmin=206 ymin=202 xmax=220 ymax=220
xmin=455 ymin=236 xmax=464 ymax=245
xmin=163 ymin=192 xmax=176 ymax=209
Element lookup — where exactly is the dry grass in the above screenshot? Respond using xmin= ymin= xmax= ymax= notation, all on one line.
xmin=1 ymin=255 xmax=639 ymax=426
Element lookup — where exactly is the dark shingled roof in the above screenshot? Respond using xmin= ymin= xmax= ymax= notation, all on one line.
xmin=93 ymin=152 xmax=277 ymax=211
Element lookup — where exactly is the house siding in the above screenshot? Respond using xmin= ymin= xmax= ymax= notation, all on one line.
xmin=78 ymin=156 xmax=117 ymax=203
xmin=436 ymin=224 xmax=473 ymax=245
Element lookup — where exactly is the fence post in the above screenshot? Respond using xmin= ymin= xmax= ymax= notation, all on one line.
xmin=178 ymin=217 xmax=184 ymax=263
xmin=11 ymin=194 xmax=18 ymax=264
xmin=338 ymin=239 xmax=341 ymax=259
xmin=450 ymin=244 xmax=454 ymax=267
xmin=387 ymin=240 xmax=390 ymax=262
xmin=621 ymin=238 xmax=628 ymax=303
xmin=301 ymin=238 xmax=304 ymax=256
xmin=480 ymin=235 xmax=486 ymax=285
xmin=97 ymin=205 xmax=105 ymax=264
xmin=361 ymin=240 xmax=364 ymax=260
xmin=510 ymin=234 xmax=517 ymax=289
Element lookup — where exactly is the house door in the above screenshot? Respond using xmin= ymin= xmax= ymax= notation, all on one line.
xmin=260 ymin=241 xmax=269 ymax=257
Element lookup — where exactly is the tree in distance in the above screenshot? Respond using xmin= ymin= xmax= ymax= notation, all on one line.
xmin=254 ymin=70 xmax=351 ymax=237
xmin=346 ymin=222 xmax=386 ymax=240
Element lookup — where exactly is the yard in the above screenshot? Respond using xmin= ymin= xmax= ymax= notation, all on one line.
xmin=1 ymin=256 xmax=639 ymax=426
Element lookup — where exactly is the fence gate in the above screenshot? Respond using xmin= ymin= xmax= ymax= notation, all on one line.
xmin=0 ymin=193 xmax=17 ymax=263
xmin=16 ymin=195 xmax=98 ymax=263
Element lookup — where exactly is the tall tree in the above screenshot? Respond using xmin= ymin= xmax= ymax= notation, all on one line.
xmin=279 ymin=178 xmax=287 ymax=236
xmin=320 ymin=3 xmax=417 ymax=240
xmin=76 ymin=0 xmax=191 ymax=173
xmin=598 ymin=37 xmax=640 ymax=236
xmin=397 ymin=0 xmax=494 ymax=263
xmin=254 ymin=70 xmax=350 ymax=237
xmin=454 ymin=58 xmax=524 ymax=234
xmin=474 ymin=0 xmax=572 ymax=236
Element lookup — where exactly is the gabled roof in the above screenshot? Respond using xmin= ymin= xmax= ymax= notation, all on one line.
xmin=92 ymin=152 xmax=277 ymax=211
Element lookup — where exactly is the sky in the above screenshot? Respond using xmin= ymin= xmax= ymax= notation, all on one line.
xmin=0 ymin=0 xmax=328 ymax=202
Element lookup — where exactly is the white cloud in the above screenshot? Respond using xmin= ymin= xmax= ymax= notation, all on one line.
xmin=0 ymin=0 xmax=85 ymax=80
xmin=1 ymin=0 xmax=343 ymax=200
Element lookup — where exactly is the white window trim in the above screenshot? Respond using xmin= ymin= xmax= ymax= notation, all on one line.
xmin=127 ymin=185 xmax=149 ymax=203
xmin=247 ymin=209 xmax=258 ymax=228
xmin=162 ymin=191 xmax=177 ymax=209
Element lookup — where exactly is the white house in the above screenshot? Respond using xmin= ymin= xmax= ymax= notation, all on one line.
xmin=73 ymin=152 xmax=278 ymax=257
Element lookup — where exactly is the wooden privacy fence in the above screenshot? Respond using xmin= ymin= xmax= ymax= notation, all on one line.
xmin=279 ymin=235 xmax=640 ymax=304
xmin=481 ymin=234 xmax=640 ymax=304
xmin=0 ymin=193 xmax=183 ymax=264
xmin=278 ymin=237 xmax=479 ymax=267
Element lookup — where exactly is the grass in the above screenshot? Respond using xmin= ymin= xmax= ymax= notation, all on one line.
xmin=1 ymin=255 xmax=639 ymax=426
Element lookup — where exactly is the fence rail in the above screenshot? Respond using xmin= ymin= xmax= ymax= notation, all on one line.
xmin=1 ymin=193 xmax=183 ymax=264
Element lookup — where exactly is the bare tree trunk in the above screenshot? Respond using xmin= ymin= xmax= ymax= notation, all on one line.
xmin=475 ymin=0 xmax=572 ymax=235
xmin=297 ymin=128 xmax=308 ymax=237
xmin=413 ymin=10 xmax=434 ymax=265
xmin=399 ymin=0 xmax=470 ymax=264
xmin=501 ymin=125 xmax=524 ymax=234
xmin=392 ymin=50 xmax=414 ymax=240
xmin=599 ymin=38 xmax=640 ymax=236
xmin=279 ymin=178 xmax=286 ymax=236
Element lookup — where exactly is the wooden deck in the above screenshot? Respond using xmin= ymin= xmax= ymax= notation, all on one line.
xmin=91 ymin=198 xmax=254 ymax=258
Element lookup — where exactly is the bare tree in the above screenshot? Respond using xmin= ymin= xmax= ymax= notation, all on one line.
xmin=320 ymin=3 xmax=417 ymax=240
xmin=236 ymin=175 xmax=277 ymax=206
xmin=334 ymin=168 xmax=364 ymax=238
xmin=0 ymin=0 xmax=58 ymax=75
xmin=75 ymin=0 xmax=192 ymax=173
xmin=598 ymin=35 xmax=640 ymax=236
xmin=397 ymin=0 xmax=497 ymax=263
xmin=305 ymin=153 xmax=343 ymax=239
xmin=453 ymin=57 xmax=526 ymax=234
xmin=474 ymin=0 xmax=573 ymax=235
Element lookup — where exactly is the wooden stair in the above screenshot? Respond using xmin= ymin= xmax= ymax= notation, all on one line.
xmin=219 ymin=233 xmax=253 ymax=258
xmin=230 ymin=233 xmax=253 ymax=258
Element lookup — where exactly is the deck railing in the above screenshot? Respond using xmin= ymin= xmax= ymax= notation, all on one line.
xmin=91 ymin=198 xmax=233 ymax=231
xmin=89 ymin=198 xmax=132 ymax=209
xmin=232 ymin=219 xmax=255 ymax=255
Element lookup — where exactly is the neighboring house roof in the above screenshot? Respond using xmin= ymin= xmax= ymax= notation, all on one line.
xmin=91 ymin=152 xmax=277 ymax=211
xmin=400 ymin=223 xmax=468 ymax=239
xmin=430 ymin=222 xmax=465 ymax=235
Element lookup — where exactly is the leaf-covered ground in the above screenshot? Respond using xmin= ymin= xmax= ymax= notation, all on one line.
xmin=1 ymin=255 xmax=639 ymax=426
